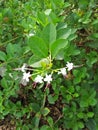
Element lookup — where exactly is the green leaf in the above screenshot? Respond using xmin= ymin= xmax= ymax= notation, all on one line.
xmin=37 ymin=11 xmax=48 ymax=26
xmin=73 ymin=123 xmax=78 ymax=130
xmin=89 ymin=99 xmax=97 ymax=106
xmin=28 ymin=55 xmax=41 ymax=66
xmin=92 ymin=19 xmax=98 ymax=25
xmin=77 ymin=112 xmax=84 ymax=119
xmin=28 ymin=36 xmax=48 ymax=59
xmin=42 ymin=23 xmax=56 ymax=46
xmin=73 ymin=93 xmax=79 ymax=98
xmin=57 ymin=28 xmax=72 ymax=39
xmin=68 ymin=86 xmax=75 ymax=93
xmin=34 ymin=112 xmax=41 ymax=128
xmin=0 ymin=51 xmax=6 ymax=61
xmin=90 ymin=33 xmax=98 ymax=39
xmin=78 ymin=0 xmax=89 ymax=9
xmin=51 ymin=39 xmax=68 ymax=59
xmin=40 ymin=125 xmax=52 ymax=130
xmin=1 ymin=78 xmax=8 ymax=88
xmin=68 ymin=33 xmax=77 ymax=41
xmin=22 ymin=125 xmax=29 ymax=130
xmin=64 ymin=2 xmax=71 ymax=8
xmin=32 ymin=103 xmax=40 ymax=113
xmin=86 ymin=119 xmax=96 ymax=130
xmin=78 ymin=122 xmax=84 ymax=129
xmin=60 ymin=86 xmax=67 ymax=98
xmin=66 ymin=95 xmax=72 ymax=101
xmin=55 ymin=49 xmax=64 ymax=60
xmin=6 ymin=43 xmax=14 ymax=58
xmin=73 ymin=68 xmax=87 ymax=84
xmin=87 ymin=112 xmax=94 ymax=118
xmin=28 ymin=55 xmax=50 ymax=68
xmin=78 ymin=11 xmax=92 ymax=24
xmin=48 ymin=94 xmax=58 ymax=104
xmin=86 ymin=51 xmax=98 ymax=67
xmin=57 ymin=23 xmax=67 ymax=30
xmin=49 ymin=11 xmax=59 ymax=24
xmin=44 ymin=9 xmax=52 ymax=15
xmin=87 ymin=41 xmax=98 ymax=48
xmin=47 ymin=116 xmax=53 ymax=127
xmin=42 ymin=107 xmax=50 ymax=116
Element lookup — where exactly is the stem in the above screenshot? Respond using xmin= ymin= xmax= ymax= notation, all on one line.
xmin=74 ymin=64 xmax=84 ymax=68
xmin=66 ymin=90 xmax=73 ymax=97
xmin=0 ymin=36 xmax=21 ymax=47
xmin=41 ymin=92 xmax=47 ymax=109
xmin=34 ymin=93 xmax=47 ymax=129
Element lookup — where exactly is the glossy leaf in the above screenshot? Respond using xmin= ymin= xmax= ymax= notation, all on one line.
xmin=86 ymin=119 xmax=96 ymax=130
xmin=0 ymin=51 xmax=6 ymax=61
xmin=42 ymin=107 xmax=50 ymax=116
xmin=50 ymin=39 xmax=68 ymax=59
xmin=28 ymin=36 xmax=48 ymax=59
xmin=42 ymin=23 xmax=56 ymax=46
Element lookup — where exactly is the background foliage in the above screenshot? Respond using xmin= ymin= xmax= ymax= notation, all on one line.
xmin=0 ymin=0 xmax=98 ymax=130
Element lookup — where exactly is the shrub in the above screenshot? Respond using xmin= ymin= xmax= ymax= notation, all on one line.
xmin=0 ymin=0 xmax=98 ymax=130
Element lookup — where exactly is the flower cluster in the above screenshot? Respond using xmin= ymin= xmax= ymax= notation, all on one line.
xmin=34 ymin=74 xmax=52 ymax=84
xmin=16 ymin=63 xmax=53 ymax=86
xmin=14 ymin=62 xmax=75 ymax=87
xmin=58 ymin=62 xmax=74 ymax=77
xmin=33 ymin=74 xmax=52 ymax=89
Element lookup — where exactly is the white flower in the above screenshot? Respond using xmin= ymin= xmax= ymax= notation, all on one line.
xmin=44 ymin=74 xmax=52 ymax=84
xmin=20 ymin=72 xmax=31 ymax=86
xmin=66 ymin=62 xmax=74 ymax=71
xmin=14 ymin=63 xmax=27 ymax=72
xmin=21 ymin=63 xmax=27 ymax=72
xmin=58 ymin=68 xmax=67 ymax=76
xmin=22 ymin=72 xmax=31 ymax=82
xmin=34 ymin=75 xmax=43 ymax=83
xmin=28 ymin=33 xmax=34 ymax=37
xmin=0 ymin=66 xmax=6 ymax=77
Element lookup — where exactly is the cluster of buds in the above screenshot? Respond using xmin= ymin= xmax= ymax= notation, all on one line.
xmin=13 ymin=61 xmax=81 ymax=89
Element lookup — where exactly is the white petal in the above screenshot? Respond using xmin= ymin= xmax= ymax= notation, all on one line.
xmin=21 ymin=63 xmax=27 ymax=72
xmin=23 ymin=72 xmax=31 ymax=82
xmin=58 ymin=68 xmax=67 ymax=76
xmin=34 ymin=75 xmax=43 ymax=83
xmin=44 ymin=74 xmax=52 ymax=83
xmin=20 ymin=78 xmax=28 ymax=86
xmin=66 ymin=62 xmax=74 ymax=71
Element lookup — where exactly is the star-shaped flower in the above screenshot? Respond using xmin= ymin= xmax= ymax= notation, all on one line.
xmin=34 ymin=75 xmax=43 ymax=83
xmin=66 ymin=62 xmax=74 ymax=71
xmin=58 ymin=68 xmax=67 ymax=76
xmin=14 ymin=63 xmax=27 ymax=72
xmin=44 ymin=74 xmax=52 ymax=84
xmin=20 ymin=72 xmax=31 ymax=86
xmin=22 ymin=72 xmax=31 ymax=82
